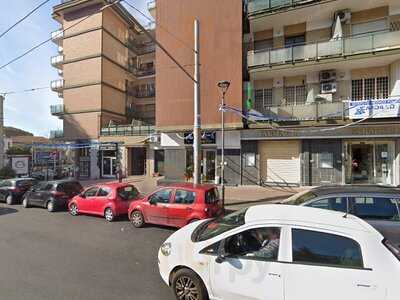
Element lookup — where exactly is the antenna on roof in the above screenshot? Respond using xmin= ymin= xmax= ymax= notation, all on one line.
xmin=343 ymin=197 xmax=349 ymax=218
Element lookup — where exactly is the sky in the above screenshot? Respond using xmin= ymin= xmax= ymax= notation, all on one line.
xmin=0 ymin=0 xmax=152 ymax=137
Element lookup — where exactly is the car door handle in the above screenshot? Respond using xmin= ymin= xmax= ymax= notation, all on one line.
xmin=357 ymin=284 xmax=372 ymax=288
xmin=268 ymin=273 xmax=281 ymax=278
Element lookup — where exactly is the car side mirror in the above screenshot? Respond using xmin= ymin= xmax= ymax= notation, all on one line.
xmin=80 ymin=193 xmax=86 ymax=198
xmin=149 ymin=197 xmax=157 ymax=205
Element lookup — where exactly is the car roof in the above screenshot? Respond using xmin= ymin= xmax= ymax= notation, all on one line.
xmin=160 ymin=183 xmax=216 ymax=191
xmin=307 ymin=185 xmax=400 ymax=196
xmin=245 ymin=204 xmax=374 ymax=233
xmin=97 ymin=182 xmax=134 ymax=189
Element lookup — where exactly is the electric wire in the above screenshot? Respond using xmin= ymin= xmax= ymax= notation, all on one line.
xmin=0 ymin=0 xmax=52 ymax=40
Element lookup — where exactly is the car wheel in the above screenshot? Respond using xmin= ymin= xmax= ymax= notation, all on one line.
xmin=69 ymin=203 xmax=78 ymax=216
xmin=6 ymin=194 xmax=14 ymax=205
xmin=172 ymin=268 xmax=208 ymax=300
xmin=130 ymin=210 xmax=145 ymax=228
xmin=47 ymin=201 xmax=55 ymax=213
xmin=22 ymin=197 xmax=29 ymax=208
xmin=104 ymin=208 xmax=114 ymax=222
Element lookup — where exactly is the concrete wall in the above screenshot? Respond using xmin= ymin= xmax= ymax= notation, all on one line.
xmin=241 ymin=141 xmax=260 ymax=185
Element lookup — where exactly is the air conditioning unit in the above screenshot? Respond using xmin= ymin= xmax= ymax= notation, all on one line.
xmin=316 ymin=93 xmax=333 ymax=102
xmin=334 ymin=9 xmax=351 ymax=24
xmin=320 ymin=70 xmax=336 ymax=82
xmin=321 ymin=82 xmax=337 ymax=94
xmin=149 ymin=135 xmax=160 ymax=143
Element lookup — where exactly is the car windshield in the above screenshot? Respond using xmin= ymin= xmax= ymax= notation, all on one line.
xmin=353 ymin=197 xmax=400 ymax=221
xmin=117 ymin=185 xmax=139 ymax=201
xmin=194 ymin=208 xmax=248 ymax=242
xmin=284 ymin=190 xmax=317 ymax=205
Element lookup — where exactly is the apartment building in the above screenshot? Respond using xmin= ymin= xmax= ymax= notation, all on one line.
xmin=0 ymin=95 xmax=4 ymax=169
xmin=50 ymin=0 xmax=157 ymax=179
xmin=156 ymin=0 xmax=400 ymax=186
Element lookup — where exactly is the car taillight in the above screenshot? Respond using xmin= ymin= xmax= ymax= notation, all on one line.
xmin=383 ymin=239 xmax=400 ymax=261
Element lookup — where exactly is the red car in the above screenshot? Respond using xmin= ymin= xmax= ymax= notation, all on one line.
xmin=69 ymin=183 xmax=140 ymax=222
xmin=128 ymin=183 xmax=222 ymax=228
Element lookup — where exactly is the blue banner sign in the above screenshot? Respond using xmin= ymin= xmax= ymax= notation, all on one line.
xmin=349 ymin=98 xmax=400 ymax=119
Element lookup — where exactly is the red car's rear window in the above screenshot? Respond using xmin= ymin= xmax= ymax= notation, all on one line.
xmin=205 ymin=188 xmax=220 ymax=204
xmin=117 ymin=185 xmax=139 ymax=201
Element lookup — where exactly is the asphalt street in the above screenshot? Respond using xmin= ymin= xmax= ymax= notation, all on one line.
xmin=0 ymin=203 xmax=176 ymax=300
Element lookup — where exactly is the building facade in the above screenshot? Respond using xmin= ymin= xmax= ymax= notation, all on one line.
xmin=50 ymin=0 xmax=158 ymax=179
xmin=155 ymin=0 xmax=400 ymax=186
xmin=0 ymin=95 xmax=4 ymax=169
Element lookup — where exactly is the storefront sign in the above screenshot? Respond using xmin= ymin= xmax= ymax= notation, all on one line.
xmin=242 ymin=124 xmax=400 ymax=140
xmin=99 ymin=143 xmax=117 ymax=151
xmin=348 ymin=98 xmax=400 ymax=119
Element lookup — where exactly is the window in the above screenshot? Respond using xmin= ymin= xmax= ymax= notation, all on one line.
xmin=292 ymin=229 xmax=363 ymax=268
xmin=84 ymin=187 xmax=98 ymax=198
xmin=352 ymin=77 xmax=389 ymax=100
xmin=254 ymin=38 xmax=273 ymax=51
xmin=149 ymin=189 xmax=172 ymax=204
xmin=98 ymin=187 xmax=111 ymax=197
xmin=0 ymin=180 xmax=12 ymax=187
xmin=350 ymin=197 xmax=400 ymax=221
xmin=319 ymin=152 xmax=333 ymax=169
xmin=224 ymin=227 xmax=281 ymax=261
xmin=57 ymin=182 xmax=83 ymax=194
xmin=194 ymin=208 xmax=247 ymax=242
xmin=284 ymin=85 xmax=306 ymax=105
xmin=306 ymin=197 xmax=348 ymax=213
xmin=17 ymin=179 xmax=37 ymax=188
xmin=285 ymin=35 xmax=305 ymax=47
xmin=118 ymin=185 xmax=139 ymax=201
xmin=244 ymin=153 xmax=256 ymax=167
xmin=174 ymin=189 xmax=196 ymax=205
xmin=255 ymin=88 xmax=273 ymax=110
xmin=205 ymin=188 xmax=220 ymax=204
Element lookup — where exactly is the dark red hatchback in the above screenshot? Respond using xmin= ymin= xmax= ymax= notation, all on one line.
xmin=128 ymin=183 xmax=222 ymax=228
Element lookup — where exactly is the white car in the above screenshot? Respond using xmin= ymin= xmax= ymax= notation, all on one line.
xmin=158 ymin=205 xmax=400 ymax=300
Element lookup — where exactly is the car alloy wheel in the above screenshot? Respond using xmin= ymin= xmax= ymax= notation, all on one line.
xmin=130 ymin=211 xmax=144 ymax=228
xmin=104 ymin=208 xmax=114 ymax=222
xmin=175 ymin=276 xmax=200 ymax=300
xmin=69 ymin=203 xmax=78 ymax=216
xmin=47 ymin=201 xmax=55 ymax=212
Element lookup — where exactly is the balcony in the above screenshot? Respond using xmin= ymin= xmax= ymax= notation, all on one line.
xmin=256 ymin=101 xmax=346 ymax=122
xmin=100 ymin=124 xmax=156 ymax=137
xmin=127 ymin=83 xmax=156 ymax=98
xmin=50 ymin=130 xmax=64 ymax=139
xmin=130 ymin=65 xmax=155 ymax=77
xmin=51 ymin=29 xmax=64 ymax=44
xmin=127 ymin=38 xmax=156 ymax=55
xmin=50 ymin=79 xmax=64 ymax=92
xmin=248 ymin=30 xmax=400 ymax=70
xmin=50 ymin=54 xmax=64 ymax=69
xmin=248 ymin=0 xmax=321 ymax=16
xmin=50 ymin=104 xmax=64 ymax=116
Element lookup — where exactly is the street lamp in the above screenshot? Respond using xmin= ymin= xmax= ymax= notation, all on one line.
xmin=217 ymin=80 xmax=230 ymax=213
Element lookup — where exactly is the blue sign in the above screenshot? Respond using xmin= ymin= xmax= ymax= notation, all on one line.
xmin=349 ymin=98 xmax=400 ymax=119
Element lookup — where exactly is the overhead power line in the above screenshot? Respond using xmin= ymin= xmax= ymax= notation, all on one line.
xmin=0 ymin=0 xmax=121 ymax=71
xmin=0 ymin=86 xmax=49 ymax=96
xmin=0 ymin=0 xmax=52 ymax=40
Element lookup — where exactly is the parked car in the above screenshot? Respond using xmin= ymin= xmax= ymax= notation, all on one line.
xmin=158 ymin=205 xmax=400 ymax=300
xmin=68 ymin=183 xmax=140 ymax=222
xmin=0 ymin=178 xmax=38 ymax=205
xmin=128 ymin=183 xmax=222 ymax=228
xmin=22 ymin=180 xmax=83 ymax=212
xmin=282 ymin=185 xmax=400 ymax=221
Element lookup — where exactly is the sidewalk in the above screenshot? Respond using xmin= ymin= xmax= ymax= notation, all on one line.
xmin=81 ymin=176 xmax=309 ymax=210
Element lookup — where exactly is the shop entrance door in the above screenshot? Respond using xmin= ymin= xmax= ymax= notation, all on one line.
xmin=347 ymin=142 xmax=394 ymax=185
xmin=102 ymin=157 xmax=116 ymax=177
xmin=131 ymin=148 xmax=146 ymax=176
xmin=203 ymin=150 xmax=216 ymax=182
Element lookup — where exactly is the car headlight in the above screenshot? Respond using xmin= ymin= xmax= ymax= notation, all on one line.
xmin=160 ymin=242 xmax=172 ymax=256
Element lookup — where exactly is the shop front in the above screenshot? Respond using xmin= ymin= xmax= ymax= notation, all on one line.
xmin=344 ymin=140 xmax=395 ymax=185
xmin=99 ymin=143 xmax=118 ymax=178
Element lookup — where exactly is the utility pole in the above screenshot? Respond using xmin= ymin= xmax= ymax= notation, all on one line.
xmin=193 ymin=19 xmax=201 ymax=185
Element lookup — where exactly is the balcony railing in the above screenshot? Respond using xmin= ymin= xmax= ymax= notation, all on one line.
xmin=127 ymin=39 xmax=156 ymax=55
xmin=257 ymin=101 xmax=346 ymax=122
xmin=50 ymin=79 xmax=64 ymax=92
xmin=50 ymin=54 xmax=64 ymax=68
xmin=50 ymin=104 xmax=65 ymax=116
xmin=130 ymin=66 xmax=155 ymax=77
xmin=50 ymin=130 xmax=64 ymax=139
xmin=248 ymin=30 xmax=400 ymax=68
xmin=127 ymin=83 xmax=156 ymax=98
xmin=248 ymin=0 xmax=319 ymax=15
xmin=100 ymin=125 xmax=156 ymax=136
xmin=51 ymin=29 xmax=64 ymax=44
